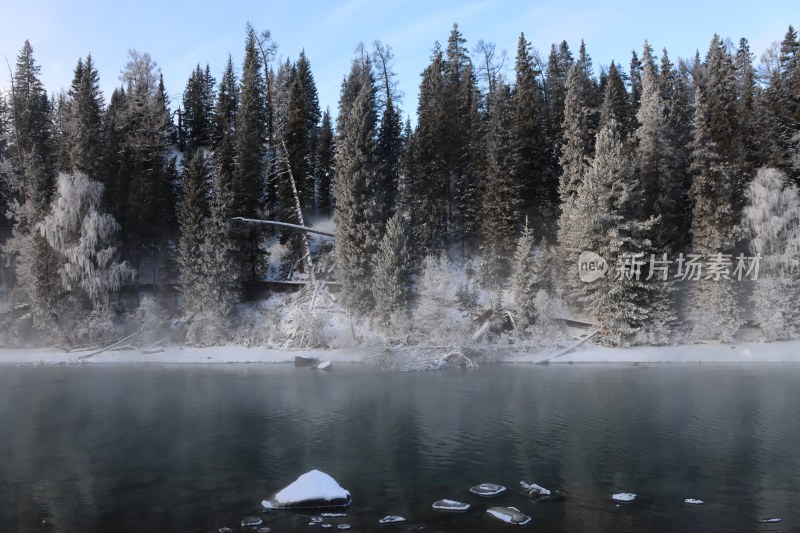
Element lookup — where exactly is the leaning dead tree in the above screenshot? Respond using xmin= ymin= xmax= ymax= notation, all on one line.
xmin=233 ymin=137 xmax=332 ymax=285
xmin=230 ymin=217 xmax=334 ymax=237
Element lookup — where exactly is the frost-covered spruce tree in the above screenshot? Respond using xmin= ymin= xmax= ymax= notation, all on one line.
xmin=38 ymin=172 xmax=134 ymax=339
xmin=177 ymin=151 xmax=210 ymax=337
xmin=372 ymin=212 xmax=413 ymax=325
xmin=514 ymin=32 xmax=552 ymax=220
xmin=196 ymin=162 xmax=238 ymax=345
xmin=182 ymin=63 xmax=215 ymax=153
xmin=413 ymin=45 xmax=448 ymax=254
xmin=317 ymin=109 xmax=335 ymax=214
xmin=334 ymin=57 xmax=379 ymax=313
xmin=635 ymin=42 xmax=680 ymax=342
xmin=235 ymin=29 xmax=268 ymax=282
xmin=480 ymin=81 xmax=519 ymax=288
xmin=687 ymin=85 xmax=741 ymax=342
xmin=577 ymin=118 xmax=655 ymax=345
xmin=63 ymin=54 xmax=104 ymax=180
xmin=743 ymin=168 xmax=800 ymax=340
xmin=557 ymin=44 xmax=598 ymax=300
xmin=510 ymin=220 xmax=539 ymax=329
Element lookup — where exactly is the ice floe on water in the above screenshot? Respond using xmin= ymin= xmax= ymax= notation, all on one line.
xmin=486 ymin=506 xmax=533 ymax=526
xmin=432 ymin=499 xmax=471 ymax=512
xmin=612 ymin=493 xmax=636 ymax=502
xmin=470 ymin=483 xmax=507 ymax=497
xmin=378 ymin=515 xmax=406 ymax=524
xmin=684 ymin=498 xmax=704 ymax=505
xmin=759 ymin=517 xmax=781 ymax=523
xmin=241 ymin=516 xmax=263 ymax=527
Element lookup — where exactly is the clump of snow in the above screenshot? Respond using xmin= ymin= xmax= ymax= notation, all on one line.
xmin=612 ymin=493 xmax=636 ymax=502
xmin=273 ymin=470 xmax=350 ymax=505
xmin=520 ymin=481 xmax=551 ymax=496
xmin=684 ymin=498 xmax=704 ymax=505
xmin=378 ymin=515 xmax=406 ymax=524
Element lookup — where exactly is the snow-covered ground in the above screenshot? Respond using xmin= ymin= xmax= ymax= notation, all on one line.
xmin=509 ymin=338 xmax=800 ymax=364
xmin=0 ymin=345 xmax=381 ymax=365
xmin=3 ymin=338 xmax=800 ymax=365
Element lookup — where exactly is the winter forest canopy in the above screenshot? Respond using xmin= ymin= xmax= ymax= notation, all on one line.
xmin=1 ymin=22 xmax=800 ymax=350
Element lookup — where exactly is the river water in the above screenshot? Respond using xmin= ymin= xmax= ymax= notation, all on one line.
xmin=0 ymin=363 xmax=797 ymax=532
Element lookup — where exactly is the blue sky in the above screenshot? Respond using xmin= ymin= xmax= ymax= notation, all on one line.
xmin=1 ymin=0 xmax=798 ymax=121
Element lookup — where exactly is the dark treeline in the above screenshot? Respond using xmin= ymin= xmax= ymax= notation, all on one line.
xmin=1 ymin=23 xmax=799 ymax=347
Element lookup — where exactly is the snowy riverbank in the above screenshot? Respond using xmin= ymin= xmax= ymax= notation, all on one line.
xmin=3 ymin=338 xmax=800 ymax=365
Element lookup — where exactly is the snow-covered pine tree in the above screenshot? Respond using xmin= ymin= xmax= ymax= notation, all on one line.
xmin=581 ymin=118 xmax=655 ymax=346
xmin=629 ymin=49 xmax=643 ymax=127
xmin=510 ymin=219 xmax=539 ymax=330
xmin=743 ymin=167 xmax=800 ymax=340
xmin=480 ymin=81 xmax=519 ymax=288
xmin=514 ymin=32 xmax=552 ymax=223
xmin=413 ymin=45 xmax=448 ymax=254
xmin=60 ymin=55 xmax=104 ymax=181
xmin=182 ymin=63 xmax=215 ymax=154
xmin=687 ymin=84 xmax=741 ymax=342
xmin=284 ymin=51 xmax=320 ymax=211
xmin=235 ymin=28 xmax=268 ymax=282
xmin=557 ymin=44 xmax=598 ymax=300
xmin=177 ymin=151 xmax=210 ymax=327
xmin=1 ymin=42 xmax=64 ymax=340
xmin=634 ymin=42 xmax=680 ymax=342
xmin=765 ymin=26 xmax=800 ymax=179
xmin=598 ymin=62 xmax=631 ymax=135
xmin=334 ymin=56 xmax=379 ymax=313
xmin=659 ymin=49 xmax=694 ymax=249
xmin=316 ymin=109 xmax=335 ymax=215
xmin=372 ymin=212 xmax=413 ymax=326
xmin=118 ymin=51 xmax=175 ymax=275
xmin=38 ymin=172 xmax=134 ymax=340
xmin=373 ymin=40 xmax=403 ymax=223
xmin=212 ymin=55 xmax=237 ymax=180
xmin=544 ymin=41 xmax=573 ymax=173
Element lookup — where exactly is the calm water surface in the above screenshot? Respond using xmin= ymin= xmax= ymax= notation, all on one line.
xmin=0 ymin=363 xmax=798 ymax=532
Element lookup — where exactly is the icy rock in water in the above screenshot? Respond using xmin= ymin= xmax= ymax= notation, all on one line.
xmin=759 ymin=518 xmax=782 ymax=523
xmin=267 ymin=470 xmax=351 ymax=510
xmin=337 ymin=525 xmax=351 ymax=530
xmin=379 ymin=515 xmax=406 ymax=524
xmin=311 ymin=517 xmax=324 ymax=523
xmin=470 ymin=483 xmax=507 ymax=497
xmin=520 ymin=481 xmax=551 ymax=497
xmin=315 ymin=361 xmax=332 ymax=371
xmin=294 ymin=355 xmax=319 ymax=367
xmin=257 ymin=528 xmax=272 ymax=533
xmin=684 ymin=498 xmax=704 ymax=505
xmin=486 ymin=506 xmax=532 ymax=526
xmin=241 ymin=516 xmax=263 ymax=527
xmin=321 ymin=523 xmax=333 ymax=529
xmin=432 ymin=499 xmax=471 ymax=512
xmin=612 ymin=493 xmax=636 ymax=502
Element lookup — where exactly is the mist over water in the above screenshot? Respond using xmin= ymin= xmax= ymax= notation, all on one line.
xmin=0 ymin=363 xmax=798 ymax=532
